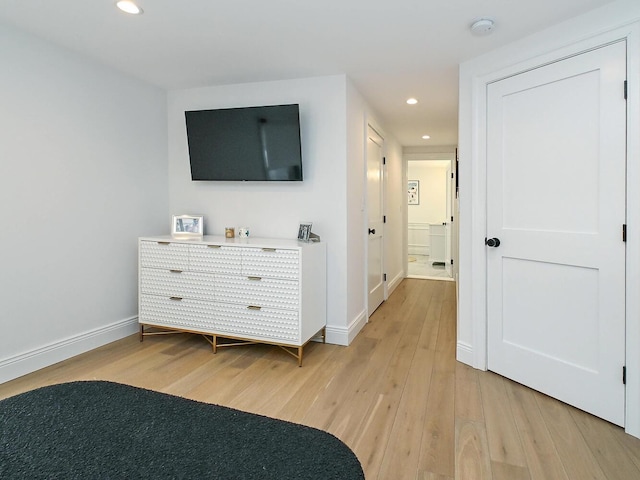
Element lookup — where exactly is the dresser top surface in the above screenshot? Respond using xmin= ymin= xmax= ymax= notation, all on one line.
xmin=139 ymin=235 xmax=323 ymax=250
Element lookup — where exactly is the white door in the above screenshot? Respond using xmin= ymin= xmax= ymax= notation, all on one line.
xmin=486 ymin=41 xmax=626 ymax=426
xmin=367 ymin=126 xmax=385 ymax=315
xmin=445 ymin=165 xmax=452 ymax=277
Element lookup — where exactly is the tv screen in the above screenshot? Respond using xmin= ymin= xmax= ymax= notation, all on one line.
xmin=185 ymin=104 xmax=303 ymax=181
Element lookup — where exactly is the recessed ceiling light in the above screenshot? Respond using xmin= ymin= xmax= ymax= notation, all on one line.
xmin=406 ymin=98 xmax=418 ymax=105
xmin=116 ymin=1 xmax=143 ymax=15
xmin=422 ymin=135 xmax=431 ymax=140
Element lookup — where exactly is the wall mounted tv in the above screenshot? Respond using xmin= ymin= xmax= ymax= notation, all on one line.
xmin=185 ymin=104 xmax=303 ymax=181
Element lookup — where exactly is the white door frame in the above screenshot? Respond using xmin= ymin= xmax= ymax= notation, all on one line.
xmin=445 ymin=164 xmax=452 ymax=278
xmin=458 ymin=23 xmax=640 ymax=437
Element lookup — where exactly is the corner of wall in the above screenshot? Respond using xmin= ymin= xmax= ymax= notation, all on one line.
xmin=325 ymin=309 xmax=367 ymax=346
xmin=387 ymin=270 xmax=404 ymax=297
xmin=456 ymin=341 xmax=475 ymax=367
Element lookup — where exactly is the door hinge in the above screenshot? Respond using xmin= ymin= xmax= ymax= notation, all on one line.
xmin=624 ymin=80 xmax=628 ymax=100
xmin=450 ymin=259 xmax=454 ymax=265
xmin=383 ymin=156 xmax=386 ymax=165
xmin=451 ymin=216 xmax=454 ymax=222
xmin=383 ymin=273 xmax=387 ymax=282
xmin=383 ymin=215 xmax=386 ymax=223
xmin=623 ymin=366 xmax=627 ymax=385
xmin=623 ymin=224 xmax=627 ymax=242
xmin=451 ymin=172 xmax=454 ymax=179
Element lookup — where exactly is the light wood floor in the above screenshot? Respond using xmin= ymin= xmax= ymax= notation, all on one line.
xmin=1 ymin=279 xmax=639 ymax=479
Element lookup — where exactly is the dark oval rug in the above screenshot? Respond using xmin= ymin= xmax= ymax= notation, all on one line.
xmin=0 ymin=381 xmax=364 ymax=479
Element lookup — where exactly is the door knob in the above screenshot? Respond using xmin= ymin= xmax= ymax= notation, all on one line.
xmin=485 ymin=237 xmax=501 ymax=247
xmin=368 ymin=228 xmax=376 ymax=235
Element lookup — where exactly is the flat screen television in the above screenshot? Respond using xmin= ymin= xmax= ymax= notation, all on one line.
xmin=185 ymin=104 xmax=303 ymax=181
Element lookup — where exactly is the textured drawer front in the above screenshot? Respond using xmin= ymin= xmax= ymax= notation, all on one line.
xmin=242 ymin=248 xmax=299 ymax=279
xmin=140 ymin=268 xmax=216 ymax=301
xmin=190 ymin=244 xmax=242 ymax=275
xmin=214 ymin=304 xmax=299 ymax=343
xmin=216 ymin=275 xmax=299 ymax=310
xmin=139 ymin=294 xmax=216 ymax=333
xmin=140 ymin=241 xmax=189 ymax=270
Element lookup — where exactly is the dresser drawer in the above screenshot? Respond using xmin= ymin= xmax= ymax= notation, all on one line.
xmin=140 ymin=241 xmax=189 ymax=270
xmin=241 ymin=248 xmax=299 ymax=279
xmin=215 ymin=275 xmax=299 ymax=310
xmin=214 ymin=303 xmax=299 ymax=343
xmin=190 ymin=244 xmax=242 ymax=275
xmin=139 ymin=294 xmax=216 ymax=333
xmin=140 ymin=268 xmax=216 ymax=301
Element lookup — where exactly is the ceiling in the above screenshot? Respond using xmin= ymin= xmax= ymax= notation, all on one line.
xmin=0 ymin=0 xmax=616 ymax=146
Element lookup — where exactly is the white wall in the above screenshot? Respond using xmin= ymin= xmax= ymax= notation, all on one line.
xmin=458 ymin=0 xmax=640 ymax=436
xmin=345 ymin=80 xmax=367 ymax=338
xmin=382 ymin=135 xmax=405 ymax=294
xmin=0 ymin=23 xmax=169 ymax=382
xmin=344 ymin=84 xmax=405 ymax=328
xmin=168 ymin=75 xmax=355 ymax=343
xmin=407 ymin=161 xmax=448 ymax=224
xmin=167 ymin=75 xmax=404 ymax=345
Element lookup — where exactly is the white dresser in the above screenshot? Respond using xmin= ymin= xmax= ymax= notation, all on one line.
xmin=138 ymin=235 xmax=327 ymax=366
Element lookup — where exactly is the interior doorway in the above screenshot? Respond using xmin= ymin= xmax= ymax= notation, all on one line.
xmin=407 ymin=159 xmax=454 ymax=281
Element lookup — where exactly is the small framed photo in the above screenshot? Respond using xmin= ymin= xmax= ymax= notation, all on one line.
xmin=298 ymin=222 xmax=312 ymax=242
xmin=408 ymin=180 xmax=420 ymax=205
xmin=171 ymin=215 xmax=204 ymax=238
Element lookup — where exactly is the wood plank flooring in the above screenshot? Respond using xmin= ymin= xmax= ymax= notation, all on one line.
xmin=1 ymin=278 xmax=639 ymax=479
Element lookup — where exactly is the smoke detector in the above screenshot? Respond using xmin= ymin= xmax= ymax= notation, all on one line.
xmin=470 ymin=18 xmax=495 ymax=36
xmin=116 ymin=1 xmax=144 ymax=15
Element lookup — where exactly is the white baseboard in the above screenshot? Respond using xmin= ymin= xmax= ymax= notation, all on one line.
xmin=325 ymin=309 xmax=367 ymax=346
xmin=0 ymin=316 xmax=139 ymax=385
xmin=456 ymin=341 xmax=474 ymax=367
xmin=387 ymin=270 xmax=404 ymax=297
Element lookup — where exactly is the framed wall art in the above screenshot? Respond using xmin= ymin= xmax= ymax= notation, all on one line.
xmin=408 ymin=180 xmax=419 ymax=205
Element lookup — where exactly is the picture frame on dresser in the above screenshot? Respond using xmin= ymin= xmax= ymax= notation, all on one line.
xmin=298 ymin=222 xmax=312 ymax=242
xmin=171 ymin=214 xmax=203 ymax=238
